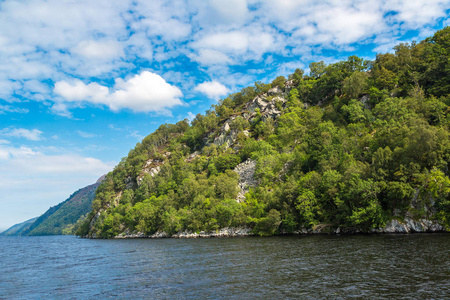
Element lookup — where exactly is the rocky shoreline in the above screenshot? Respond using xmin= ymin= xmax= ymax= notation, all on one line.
xmin=111 ymin=217 xmax=446 ymax=239
xmin=114 ymin=227 xmax=253 ymax=239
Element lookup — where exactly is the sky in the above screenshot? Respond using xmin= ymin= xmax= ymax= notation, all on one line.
xmin=1 ymin=0 xmax=449 ymax=231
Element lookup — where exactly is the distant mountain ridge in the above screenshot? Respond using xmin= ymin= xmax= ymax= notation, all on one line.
xmin=0 ymin=217 xmax=37 ymax=236
xmin=1 ymin=176 xmax=104 ymax=236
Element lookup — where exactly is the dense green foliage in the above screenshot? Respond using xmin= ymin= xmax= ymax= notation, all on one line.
xmin=78 ymin=28 xmax=450 ymax=238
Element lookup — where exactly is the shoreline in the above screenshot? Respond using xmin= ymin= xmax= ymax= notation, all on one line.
xmin=109 ymin=217 xmax=447 ymax=239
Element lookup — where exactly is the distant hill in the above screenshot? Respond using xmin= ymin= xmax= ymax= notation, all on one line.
xmin=2 ymin=176 xmax=105 ymax=236
xmin=0 ymin=217 xmax=37 ymax=236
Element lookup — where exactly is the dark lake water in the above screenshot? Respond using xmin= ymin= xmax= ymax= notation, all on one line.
xmin=0 ymin=234 xmax=449 ymax=299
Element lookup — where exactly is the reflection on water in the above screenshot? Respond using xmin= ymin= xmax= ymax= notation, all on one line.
xmin=1 ymin=234 xmax=449 ymax=299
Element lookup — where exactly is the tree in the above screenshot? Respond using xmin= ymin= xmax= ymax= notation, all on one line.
xmin=310 ymin=61 xmax=326 ymax=78
xmin=342 ymin=71 xmax=369 ymax=99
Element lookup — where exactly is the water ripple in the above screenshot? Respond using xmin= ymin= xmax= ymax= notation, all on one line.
xmin=0 ymin=234 xmax=449 ymax=299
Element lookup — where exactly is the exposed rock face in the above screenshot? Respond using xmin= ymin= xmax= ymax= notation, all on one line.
xmin=186 ymin=151 xmax=199 ymax=162
xmin=172 ymin=227 xmax=252 ymax=238
xmin=124 ymin=176 xmax=134 ymax=189
xmin=204 ymin=90 xmax=288 ymax=149
xmin=89 ymin=211 xmax=101 ymax=229
xmin=233 ymin=159 xmax=257 ymax=202
xmin=378 ymin=218 xmax=444 ymax=233
xmin=268 ymin=86 xmax=283 ymax=95
xmin=136 ymin=158 xmax=165 ymax=185
xmin=289 ymin=217 xmax=445 ymax=235
xmin=111 ymin=217 xmax=445 ymax=239
xmin=114 ymin=227 xmax=253 ymax=239
xmin=212 ymin=126 xmax=239 ymax=148
xmin=245 ymin=93 xmax=286 ymax=121
xmin=284 ymin=79 xmax=295 ymax=92
xmin=360 ymin=94 xmax=370 ymax=109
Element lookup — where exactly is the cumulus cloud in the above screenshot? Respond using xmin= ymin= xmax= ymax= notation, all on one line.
xmin=54 ymin=71 xmax=183 ymax=113
xmin=54 ymin=80 xmax=109 ymax=102
xmin=195 ymin=81 xmax=229 ymax=100
xmin=0 ymin=128 xmax=43 ymax=141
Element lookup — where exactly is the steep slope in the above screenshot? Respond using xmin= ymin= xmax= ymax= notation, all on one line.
xmin=17 ymin=176 xmax=105 ymax=236
xmin=78 ymin=28 xmax=450 ymax=238
xmin=0 ymin=217 xmax=37 ymax=236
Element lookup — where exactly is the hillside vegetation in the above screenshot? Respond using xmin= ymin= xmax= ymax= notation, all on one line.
xmin=2 ymin=180 xmax=102 ymax=236
xmin=0 ymin=218 xmax=37 ymax=236
xmin=23 ymin=181 xmax=101 ymax=236
xmin=77 ymin=27 xmax=450 ymax=238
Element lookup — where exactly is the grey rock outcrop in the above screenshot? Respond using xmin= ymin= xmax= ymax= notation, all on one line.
xmin=136 ymin=157 xmax=165 ymax=185
xmin=234 ymin=159 xmax=257 ymax=202
xmin=268 ymin=86 xmax=283 ymax=96
xmin=212 ymin=126 xmax=239 ymax=148
xmin=172 ymin=227 xmax=252 ymax=238
xmin=114 ymin=227 xmax=252 ymax=239
xmin=379 ymin=218 xmax=444 ymax=233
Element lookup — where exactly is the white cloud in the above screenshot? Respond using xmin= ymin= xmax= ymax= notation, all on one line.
xmin=0 ymin=0 xmax=131 ymax=82
xmin=77 ymin=131 xmax=97 ymax=138
xmin=187 ymin=111 xmax=196 ymax=122
xmin=72 ymin=40 xmax=124 ymax=60
xmin=0 ymin=0 xmax=447 ymax=107
xmin=384 ymin=0 xmax=450 ymax=28
xmin=192 ymin=27 xmax=278 ymax=60
xmin=111 ymin=71 xmax=183 ymax=112
xmin=194 ymin=31 xmax=249 ymax=54
xmin=190 ymin=49 xmax=233 ymax=66
xmin=0 ymin=105 xmax=29 ymax=114
xmin=0 ymin=145 xmax=109 ymax=173
xmin=192 ymin=0 xmax=250 ymax=28
xmin=0 ymin=80 xmax=22 ymax=100
xmin=50 ymin=102 xmax=74 ymax=118
xmin=125 ymin=33 xmax=153 ymax=60
xmin=54 ymin=80 xmax=109 ymax=102
xmin=189 ymin=24 xmax=283 ymax=68
xmin=195 ymin=81 xmax=229 ymax=100
xmin=0 ymin=128 xmax=43 ymax=141
xmin=140 ymin=18 xmax=191 ymax=41
xmin=132 ymin=0 xmax=192 ymax=41
xmin=54 ymin=71 xmax=183 ymax=113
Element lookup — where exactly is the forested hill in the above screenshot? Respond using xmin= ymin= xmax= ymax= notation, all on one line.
xmin=22 ymin=180 xmax=102 ymax=236
xmin=0 ymin=218 xmax=37 ymax=236
xmin=77 ymin=27 xmax=450 ymax=238
xmin=3 ymin=177 xmax=104 ymax=236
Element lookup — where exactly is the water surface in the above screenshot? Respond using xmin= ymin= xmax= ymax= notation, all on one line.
xmin=1 ymin=234 xmax=449 ymax=299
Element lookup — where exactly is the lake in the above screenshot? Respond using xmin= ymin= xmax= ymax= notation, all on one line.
xmin=0 ymin=234 xmax=449 ymax=299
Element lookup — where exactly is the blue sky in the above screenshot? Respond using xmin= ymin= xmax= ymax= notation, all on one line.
xmin=1 ymin=0 xmax=449 ymax=231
